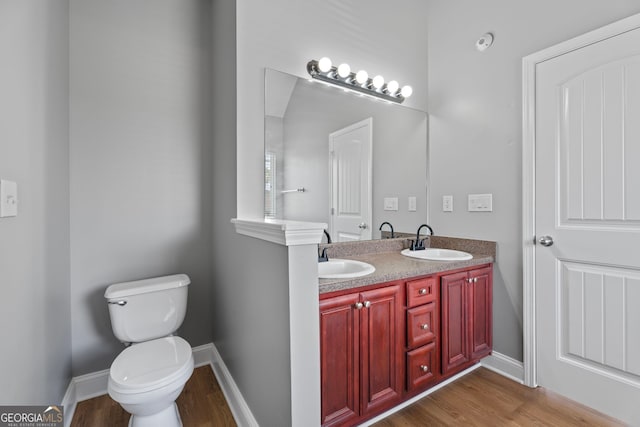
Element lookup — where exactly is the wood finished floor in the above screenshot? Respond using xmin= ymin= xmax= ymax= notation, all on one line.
xmin=373 ymin=368 xmax=626 ymax=427
xmin=70 ymin=365 xmax=236 ymax=427
xmin=71 ymin=366 xmax=624 ymax=426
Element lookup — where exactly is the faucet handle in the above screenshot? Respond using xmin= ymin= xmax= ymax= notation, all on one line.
xmin=410 ymin=238 xmax=426 ymax=251
xmin=318 ymin=247 xmax=329 ymax=262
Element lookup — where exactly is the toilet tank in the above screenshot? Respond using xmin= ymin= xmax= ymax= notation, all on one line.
xmin=104 ymin=274 xmax=190 ymax=343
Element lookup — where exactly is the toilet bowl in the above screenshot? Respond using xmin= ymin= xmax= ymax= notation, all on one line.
xmin=105 ymin=274 xmax=193 ymax=427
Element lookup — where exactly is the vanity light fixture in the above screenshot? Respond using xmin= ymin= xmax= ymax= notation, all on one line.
xmin=307 ymin=57 xmax=412 ymax=104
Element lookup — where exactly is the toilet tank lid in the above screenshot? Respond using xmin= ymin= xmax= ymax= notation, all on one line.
xmin=104 ymin=274 xmax=190 ymax=300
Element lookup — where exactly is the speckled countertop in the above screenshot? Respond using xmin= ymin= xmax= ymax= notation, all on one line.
xmin=318 ymin=236 xmax=496 ymax=294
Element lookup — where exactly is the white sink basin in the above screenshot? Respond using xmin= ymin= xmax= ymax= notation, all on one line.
xmin=401 ymin=248 xmax=473 ymax=261
xmin=318 ymin=259 xmax=376 ymax=279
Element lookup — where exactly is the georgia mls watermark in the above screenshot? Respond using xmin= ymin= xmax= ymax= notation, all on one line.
xmin=0 ymin=406 xmax=63 ymax=427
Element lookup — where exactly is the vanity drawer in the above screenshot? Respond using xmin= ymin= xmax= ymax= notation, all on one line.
xmin=406 ymin=276 xmax=437 ymax=307
xmin=407 ymin=303 xmax=437 ymax=348
xmin=407 ymin=342 xmax=438 ymax=391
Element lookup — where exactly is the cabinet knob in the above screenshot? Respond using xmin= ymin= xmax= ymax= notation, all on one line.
xmin=363 ymin=301 xmax=371 ymax=308
xmin=420 ymin=365 xmax=429 ymax=373
xmin=418 ymin=288 xmax=427 ymax=295
xmin=354 ymin=302 xmax=363 ymax=309
xmin=420 ymin=323 xmax=429 ymax=330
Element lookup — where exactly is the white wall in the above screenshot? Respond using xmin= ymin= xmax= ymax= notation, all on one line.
xmin=0 ymin=0 xmax=71 ymax=404
xmin=426 ymin=0 xmax=640 ymax=361
xmin=69 ymin=0 xmax=214 ymax=375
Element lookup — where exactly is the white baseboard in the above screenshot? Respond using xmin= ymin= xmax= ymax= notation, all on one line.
xmin=208 ymin=344 xmax=259 ymax=427
xmin=61 ymin=342 xmax=257 ymax=427
xmin=481 ymin=351 xmax=525 ymax=384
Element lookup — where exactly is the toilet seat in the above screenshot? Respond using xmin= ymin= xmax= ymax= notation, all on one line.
xmin=109 ymin=336 xmax=193 ymax=395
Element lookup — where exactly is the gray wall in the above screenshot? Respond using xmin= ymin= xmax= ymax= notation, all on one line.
xmin=228 ymin=1 xmax=428 ymax=424
xmin=69 ymin=0 xmax=214 ymax=375
xmin=0 ymin=1 xmax=71 ymax=404
xmin=426 ymin=0 xmax=640 ymax=361
xmin=235 ymin=0 xmax=429 ymax=219
xmin=212 ymin=1 xmax=293 ymax=426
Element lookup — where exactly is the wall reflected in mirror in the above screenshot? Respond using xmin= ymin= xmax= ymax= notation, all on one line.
xmin=264 ymin=68 xmax=428 ymax=241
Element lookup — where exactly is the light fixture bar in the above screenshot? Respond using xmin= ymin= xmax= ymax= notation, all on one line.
xmin=306 ymin=59 xmax=410 ymax=104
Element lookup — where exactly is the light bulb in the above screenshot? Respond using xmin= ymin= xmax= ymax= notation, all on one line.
xmin=318 ymin=57 xmax=332 ymax=73
xmin=386 ymin=80 xmax=399 ymax=95
xmin=355 ymin=70 xmax=368 ymax=85
xmin=337 ymin=63 xmax=351 ymax=78
xmin=372 ymin=75 xmax=384 ymax=90
xmin=401 ymin=85 xmax=413 ymax=98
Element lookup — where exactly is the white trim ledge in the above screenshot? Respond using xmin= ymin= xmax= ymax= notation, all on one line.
xmin=232 ymin=218 xmax=327 ymax=246
xmin=481 ymin=352 xmax=525 ymax=384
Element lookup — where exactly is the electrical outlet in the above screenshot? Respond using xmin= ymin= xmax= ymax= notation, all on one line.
xmin=442 ymin=195 xmax=453 ymax=212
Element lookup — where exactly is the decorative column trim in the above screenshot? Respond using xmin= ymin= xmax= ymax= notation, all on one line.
xmin=231 ymin=218 xmax=327 ymax=246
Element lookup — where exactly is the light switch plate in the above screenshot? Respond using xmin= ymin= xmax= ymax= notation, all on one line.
xmin=468 ymin=193 xmax=492 ymax=212
xmin=442 ymin=195 xmax=453 ymax=212
xmin=384 ymin=197 xmax=398 ymax=211
xmin=1 ymin=180 xmax=18 ymax=217
xmin=408 ymin=196 xmax=417 ymax=212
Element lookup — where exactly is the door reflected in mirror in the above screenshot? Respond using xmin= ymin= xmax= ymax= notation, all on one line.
xmin=264 ymin=68 xmax=428 ymax=241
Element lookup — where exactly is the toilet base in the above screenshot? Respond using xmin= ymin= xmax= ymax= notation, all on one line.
xmin=128 ymin=402 xmax=182 ymax=427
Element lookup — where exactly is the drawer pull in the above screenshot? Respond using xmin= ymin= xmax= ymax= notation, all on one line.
xmin=419 ymin=365 xmax=429 ymax=373
xmin=418 ymin=288 xmax=427 ymax=295
xmin=420 ymin=323 xmax=429 ymax=330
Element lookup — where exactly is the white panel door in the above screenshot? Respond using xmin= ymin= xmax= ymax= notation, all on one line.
xmin=329 ymin=118 xmax=372 ymax=242
xmin=536 ymin=26 xmax=640 ymax=425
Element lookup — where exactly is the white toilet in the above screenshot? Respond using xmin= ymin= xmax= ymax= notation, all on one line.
xmin=104 ymin=274 xmax=194 ymax=427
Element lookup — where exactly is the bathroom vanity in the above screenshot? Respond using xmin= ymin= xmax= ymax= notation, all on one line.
xmin=318 ymin=237 xmax=494 ymax=427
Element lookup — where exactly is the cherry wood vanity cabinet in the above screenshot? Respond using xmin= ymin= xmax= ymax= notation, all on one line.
xmin=404 ymin=275 xmax=441 ymax=393
xmin=441 ymin=265 xmax=493 ymax=375
xmin=319 ymin=283 xmax=404 ymax=427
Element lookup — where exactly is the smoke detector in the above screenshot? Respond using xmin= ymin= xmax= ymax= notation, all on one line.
xmin=476 ymin=33 xmax=494 ymax=52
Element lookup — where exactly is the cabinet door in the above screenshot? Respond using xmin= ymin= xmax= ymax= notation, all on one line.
xmin=360 ymin=285 xmax=403 ymax=415
xmin=469 ymin=266 xmax=493 ymax=360
xmin=441 ymin=271 xmax=469 ymax=374
xmin=320 ymin=293 xmax=360 ymax=427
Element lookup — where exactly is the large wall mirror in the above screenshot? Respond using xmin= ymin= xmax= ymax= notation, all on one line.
xmin=264 ymin=68 xmax=428 ymax=242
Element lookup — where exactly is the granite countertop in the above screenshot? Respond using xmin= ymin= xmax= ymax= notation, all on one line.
xmin=318 ymin=236 xmax=495 ymax=294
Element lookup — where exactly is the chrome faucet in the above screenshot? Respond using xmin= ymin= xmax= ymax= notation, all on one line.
xmin=379 ymin=221 xmax=395 ymax=238
xmin=410 ymin=224 xmax=434 ymax=251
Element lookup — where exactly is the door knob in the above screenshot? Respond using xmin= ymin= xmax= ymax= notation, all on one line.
xmin=538 ymin=235 xmax=554 ymax=247
xmin=358 ymin=222 xmax=368 ymax=230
